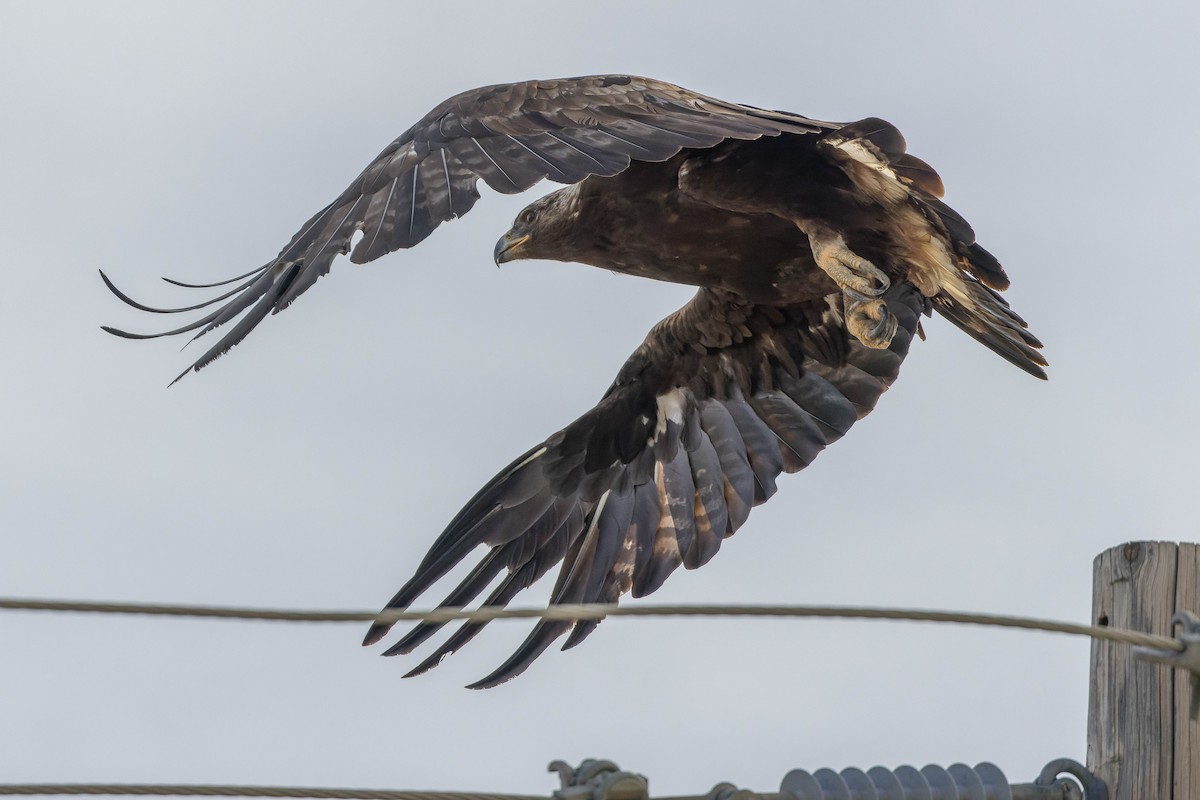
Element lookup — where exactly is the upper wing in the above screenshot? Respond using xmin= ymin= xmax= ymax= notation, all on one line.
xmin=365 ymin=280 xmax=928 ymax=688
xmin=101 ymin=75 xmax=832 ymax=383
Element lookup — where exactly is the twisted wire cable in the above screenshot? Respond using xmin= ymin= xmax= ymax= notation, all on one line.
xmin=0 ymin=597 xmax=1179 ymax=651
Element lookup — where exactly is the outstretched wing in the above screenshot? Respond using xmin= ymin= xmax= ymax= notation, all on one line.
xmin=365 ymin=280 xmax=928 ymax=687
xmin=101 ymin=75 xmax=832 ymax=383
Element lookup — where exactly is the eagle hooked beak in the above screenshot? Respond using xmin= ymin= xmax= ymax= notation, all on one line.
xmin=493 ymin=230 xmax=531 ymax=265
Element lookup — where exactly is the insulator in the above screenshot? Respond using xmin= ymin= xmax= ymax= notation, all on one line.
xmin=546 ymin=757 xmax=1101 ymax=800
xmin=780 ymin=761 xmax=1055 ymax=800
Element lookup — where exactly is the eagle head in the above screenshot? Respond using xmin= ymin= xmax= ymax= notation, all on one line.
xmin=494 ymin=187 xmax=584 ymax=266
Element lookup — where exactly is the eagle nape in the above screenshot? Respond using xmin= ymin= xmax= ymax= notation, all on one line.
xmin=102 ymin=75 xmax=1046 ymax=686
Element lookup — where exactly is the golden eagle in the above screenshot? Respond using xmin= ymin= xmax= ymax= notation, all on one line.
xmin=103 ymin=75 xmax=1046 ymax=687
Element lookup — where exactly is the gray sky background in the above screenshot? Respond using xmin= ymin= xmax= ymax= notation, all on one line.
xmin=3 ymin=0 xmax=1198 ymax=793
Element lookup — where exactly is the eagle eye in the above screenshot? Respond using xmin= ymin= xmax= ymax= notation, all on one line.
xmin=518 ymin=208 xmax=537 ymax=227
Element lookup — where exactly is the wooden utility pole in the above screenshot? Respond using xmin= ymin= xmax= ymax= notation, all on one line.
xmin=1089 ymin=541 xmax=1200 ymax=798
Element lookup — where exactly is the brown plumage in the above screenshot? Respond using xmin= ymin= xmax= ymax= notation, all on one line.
xmin=102 ymin=75 xmax=1046 ymax=686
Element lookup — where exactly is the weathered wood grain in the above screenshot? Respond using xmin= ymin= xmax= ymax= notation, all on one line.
xmin=1175 ymin=544 xmax=1200 ymax=800
xmin=1088 ymin=542 xmax=1177 ymax=798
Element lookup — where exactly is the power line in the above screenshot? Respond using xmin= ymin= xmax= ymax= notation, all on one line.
xmin=0 ymin=597 xmax=1181 ymax=652
xmin=0 ymin=786 xmax=544 ymax=800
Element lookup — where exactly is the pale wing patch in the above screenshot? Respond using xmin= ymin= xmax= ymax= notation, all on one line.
xmin=821 ymin=130 xmax=971 ymax=302
xmin=823 ymin=139 xmax=908 ymax=204
xmin=654 ymin=387 xmax=688 ymax=438
xmin=886 ymin=204 xmax=971 ymax=302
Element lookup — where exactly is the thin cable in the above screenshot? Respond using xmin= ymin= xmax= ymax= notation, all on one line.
xmin=0 ymin=597 xmax=1180 ymax=651
xmin=0 ymin=786 xmax=545 ymax=800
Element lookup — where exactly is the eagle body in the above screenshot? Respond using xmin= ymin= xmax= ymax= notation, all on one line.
xmin=537 ymin=149 xmax=845 ymax=305
xmin=103 ymin=75 xmax=1046 ymax=687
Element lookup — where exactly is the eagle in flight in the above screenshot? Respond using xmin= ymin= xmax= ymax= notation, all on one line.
xmin=103 ymin=75 xmax=1046 ymax=687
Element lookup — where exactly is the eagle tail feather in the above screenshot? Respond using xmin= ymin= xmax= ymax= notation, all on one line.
xmin=933 ymin=282 xmax=1047 ymax=379
xmin=962 ymin=242 xmax=1011 ymax=291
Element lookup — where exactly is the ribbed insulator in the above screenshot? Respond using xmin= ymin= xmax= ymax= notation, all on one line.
xmin=780 ymin=762 xmax=1014 ymax=800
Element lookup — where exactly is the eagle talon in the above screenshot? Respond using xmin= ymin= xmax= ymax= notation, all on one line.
xmin=806 ymin=224 xmax=890 ymax=297
xmin=845 ymin=292 xmax=898 ymax=349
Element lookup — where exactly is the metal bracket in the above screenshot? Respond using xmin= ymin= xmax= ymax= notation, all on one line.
xmin=697 ymin=784 xmax=764 ymax=800
xmin=550 ymin=760 xmax=649 ymax=800
xmin=1132 ymin=610 xmax=1200 ymax=719
xmin=1012 ymin=759 xmax=1108 ymax=800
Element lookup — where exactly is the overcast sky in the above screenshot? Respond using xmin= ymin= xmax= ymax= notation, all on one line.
xmin=3 ymin=1 xmax=1198 ymax=795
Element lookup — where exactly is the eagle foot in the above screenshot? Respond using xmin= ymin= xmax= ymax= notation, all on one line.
xmin=807 ymin=226 xmax=890 ymax=298
xmin=845 ymin=291 xmax=898 ymax=350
